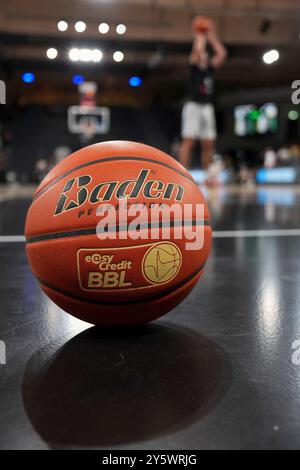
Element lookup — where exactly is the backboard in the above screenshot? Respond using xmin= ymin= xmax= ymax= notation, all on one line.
xmin=67 ymin=105 xmax=111 ymax=138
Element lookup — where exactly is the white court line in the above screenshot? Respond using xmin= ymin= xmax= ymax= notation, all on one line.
xmin=1 ymin=229 xmax=300 ymax=243
xmin=213 ymin=229 xmax=300 ymax=238
xmin=0 ymin=236 xmax=26 ymax=243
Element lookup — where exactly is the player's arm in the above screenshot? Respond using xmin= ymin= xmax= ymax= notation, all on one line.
xmin=189 ymin=34 xmax=207 ymax=65
xmin=207 ymin=27 xmax=227 ymax=68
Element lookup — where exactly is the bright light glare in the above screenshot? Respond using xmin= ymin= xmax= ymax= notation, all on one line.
xmin=68 ymin=48 xmax=102 ymax=62
xmin=91 ymin=49 xmax=103 ymax=62
xmin=69 ymin=48 xmax=80 ymax=61
xmin=75 ymin=21 xmax=86 ymax=33
xmin=98 ymin=23 xmax=109 ymax=34
xmin=46 ymin=48 xmax=58 ymax=60
xmin=113 ymin=51 xmax=124 ymax=62
xmin=80 ymin=48 xmax=92 ymax=62
xmin=263 ymin=49 xmax=279 ymax=65
xmin=57 ymin=20 xmax=68 ymax=32
xmin=116 ymin=24 xmax=126 ymax=35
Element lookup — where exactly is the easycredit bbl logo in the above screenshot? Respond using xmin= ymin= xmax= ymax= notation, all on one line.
xmin=0 ymin=80 xmax=6 ymax=104
xmin=77 ymin=242 xmax=183 ymax=291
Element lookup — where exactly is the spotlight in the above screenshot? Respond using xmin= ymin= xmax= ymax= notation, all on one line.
xmin=69 ymin=48 xmax=80 ymax=61
xmin=262 ymin=49 xmax=279 ymax=65
xmin=57 ymin=20 xmax=68 ymax=32
xmin=129 ymin=76 xmax=142 ymax=87
xmin=46 ymin=48 xmax=58 ymax=60
xmin=79 ymin=48 xmax=93 ymax=62
xmin=91 ymin=49 xmax=103 ymax=62
xmin=68 ymin=48 xmax=102 ymax=63
xmin=72 ymin=75 xmax=85 ymax=85
xmin=116 ymin=24 xmax=126 ymax=35
xmin=22 ymin=72 xmax=35 ymax=83
xmin=75 ymin=21 xmax=86 ymax=33
xmin=98 ymin=23 xmax=109 ymax=34
xmin=113 ymin=51 xmax=124 ymax=62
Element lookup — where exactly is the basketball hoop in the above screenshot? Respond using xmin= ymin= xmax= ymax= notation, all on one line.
xmin=68 ymin=105 xmax=111 ymax=138
xmin=67 ymin=81 xmax=111 ymax=140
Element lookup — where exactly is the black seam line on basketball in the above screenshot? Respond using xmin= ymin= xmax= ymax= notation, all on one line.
xmin=26 ymin=219 xmax=211 ymax=244
xmin=32 ymin=156 xmax=197 ymax=202
xmin=37 ymin=265 xmax=205 ymax=307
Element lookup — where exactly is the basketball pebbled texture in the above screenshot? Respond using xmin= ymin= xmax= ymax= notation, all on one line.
xmin=25 ymin=141 xmax=212 ymax=326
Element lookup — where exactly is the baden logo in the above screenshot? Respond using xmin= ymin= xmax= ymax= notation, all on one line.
xmin=142 ymin=242 xmax=182 ymax=284
xmin=0 ymin=80 xmax=6 ymax=104
xmin=55 ymin=169 xmax=185 ymax=215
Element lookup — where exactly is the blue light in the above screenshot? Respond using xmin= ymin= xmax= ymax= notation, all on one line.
xmin=22 ymin=72 xmax=35 ymax=83
xmin=72 ymin=75 xmax=85 ymax=85
xmin=129 ymin=76 xmax=142 ymax=87
xmin=256 ymin=167 xmax=297 ymax=184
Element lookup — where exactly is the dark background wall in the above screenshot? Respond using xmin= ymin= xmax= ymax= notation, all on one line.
xmin=0 ymin=84 xmax=298 ymax=178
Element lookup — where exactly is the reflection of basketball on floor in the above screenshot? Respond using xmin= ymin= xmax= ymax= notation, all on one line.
xmin=142 ymin=242 xmax=182 ymax=285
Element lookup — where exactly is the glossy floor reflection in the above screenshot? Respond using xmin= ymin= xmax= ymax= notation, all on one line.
xmin=22 ymin=325 xmax=229 ymax=448
xmin=1 ymin=185 xmax=300 ymax=449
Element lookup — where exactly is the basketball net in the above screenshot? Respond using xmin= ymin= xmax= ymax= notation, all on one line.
xmin=68 ymin=81 xmax=110 ymax=139
xmin=80 ymin=117 xmax=97 ymax=141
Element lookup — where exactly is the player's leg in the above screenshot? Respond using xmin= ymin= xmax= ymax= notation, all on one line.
xmin=199 ymin=104 xmax=217 ymax=169
xmin=179 ymin=138 xmax=195 ymax=168
xmin=201 ymin=139 xmax=215 ymax=170
xmin=180 ymin=102 xmax=199 ymax=168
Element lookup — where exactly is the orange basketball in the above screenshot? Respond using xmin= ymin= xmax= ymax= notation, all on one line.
xmin=191 ymin=16 xmax=213 ymax=34
xmin=25 ymin=141 xmax=212 ymax=326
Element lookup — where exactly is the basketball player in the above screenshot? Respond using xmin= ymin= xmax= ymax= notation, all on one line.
xmin=180 ymin=17 xmax=227 ymax=171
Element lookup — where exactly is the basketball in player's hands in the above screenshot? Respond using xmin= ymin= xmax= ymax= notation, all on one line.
xmin=191 ymin=16 xmax=214 ymax=34
xmin=25 ymin=141 xmax=212 ymax=326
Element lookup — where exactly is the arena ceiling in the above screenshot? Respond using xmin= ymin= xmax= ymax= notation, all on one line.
xmin=0 ymin=0 xmax=300 ymax=87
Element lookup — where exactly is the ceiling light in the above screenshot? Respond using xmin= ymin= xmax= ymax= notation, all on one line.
xmin=262 ymin=49 xmax=279 ymax=65
xmin=91 ymin=49 xmax=103 ymax=62
xmin=46 ymin=48 xmax=58 ymax=60
xmin=72 ymin=75 xmax=85 ymax=85
xmin=129 ymin=76 xmax=142 ymax=87
xmin=57 ymin=20 xmax=68 ymax=32
xmin=98 ymin=23 xmax=109 ymax=34
xmin=68 ymin=48 xmax=103 ymax=63
xmin=22 ymin=72 xmax=35 ymax=83
xmin=116 ymin=24 xmax=126 ymax=35
xmin=75 ymin=21 xmax=86 ymax=33
xmin=113 ymin=51 xmax=124 ymax=62
xmin=69 ymin=48 xmax=80 ymax=61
